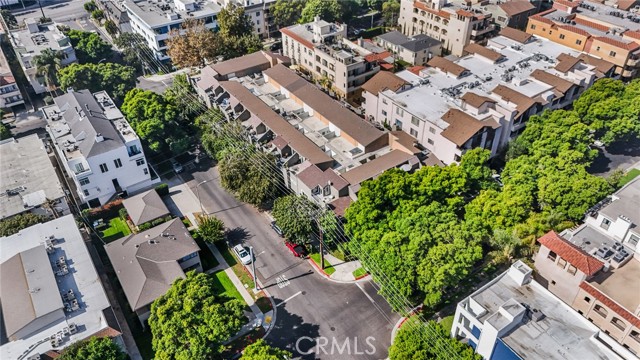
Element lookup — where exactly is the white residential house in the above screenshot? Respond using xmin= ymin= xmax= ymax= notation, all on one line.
xmin=43 ymin=90 xmax=158 ymax=207
xmin=123 ymin=0 xmax=221 ymax=61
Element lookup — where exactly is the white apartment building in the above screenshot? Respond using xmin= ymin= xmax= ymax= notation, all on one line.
xmin=215 ymin=0 xmax=277 ymax=38
xmin=362 ymin=29 xmax=611 ymax=164
xmin=0 ymin=44 xmax=24 ymax=110
xmin=8 ymin=18 xmax=77 ymax=94
xmin=123 ymin=0 xmax=221 ymax=61
xmin=451 ymin=260 xmax=633 ymax=360
xmin=43 ymin=90 xmax=158 ymax=207
xmin=281 ymin=16 xmax=381 ymax=102
xmin=375 ymin=30 xmax=442 ymax=66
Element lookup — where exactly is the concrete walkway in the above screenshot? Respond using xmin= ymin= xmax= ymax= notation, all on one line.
xmin=310 ymin=252 xmax=366 ymax=283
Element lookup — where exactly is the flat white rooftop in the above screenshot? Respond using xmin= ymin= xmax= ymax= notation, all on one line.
xmin=0 ymin=215 xmax=115 ymax=360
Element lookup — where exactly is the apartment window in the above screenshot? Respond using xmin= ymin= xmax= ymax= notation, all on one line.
xmin=611 ymin=317 xmax=626 ymax=331
xmin=557 ymin=257 xmax=567 ymax=269
xmin=547 ymin=250 xmax=557 ymax=262
xmin=128 ymin=145 xmax=141 ymax=156
xmin=411 ymin=116 xmax=420 ymax=126
xmin=530 ymin=24 xmax=536 ymax=30
xmin=631 ymin=330 xmax=640 ymax=343
xmin=567 ymin=265 xmax=577 ymax=275
xmin=114 ymin=158 xmax=123 ymax=168
xmin=312 ymin=185 xmax=321 ymax=195
xmin=609 ymin=51 xmax=617 ymax=57
xmin=83 ymin=189 xmax=90 ymax=196
xmin=395 ymin=119 xmax=403 ymax=128
xmin=559 ymin=34 xmax=565 ymax=40
xmin=600 ymin=218 xmax=611 ymax=230
xmin=255 ymin=11 xmax=260 ymax=16
xmin=323 ymin=184 xmax=331 ymax=196
xmin=74 ymin=163 xmax=86 ymax=173
xmin=395 ymin=107 xmax=404 ymax=116
xmin=143 ymin=168 xmax=149 ymax=175
xmin=427 ymin=138 xmax=434 ymax=145
xmin=256 ymin=20 xmax=260 ymax=25
xmin=593 ymin=305 xmax=608 ymax=317
xmin=429 ymin=127 xmax=436 ymax=134
xmin=382 ymin=110 xmax=387 ymax=116
xmin=629 ymin=234 xmax=639 ymax=247
xmin=551 ymin=280 xmax=556 ymax=285
xmin=382 ymin=98 xmax=388 ymax=105
xmin=584 ymin=296 xmax=591 ymax=303
xmin=79 ymin=177 xmax=90 ymax=186
xmin=576 ymin=39 xmax=582 ymax=45
xmin=410 ymin=128 xmax=418 ymax=137
xmin=99 ymin=163 xmax=108 ymax=173
xmin=136 ymin=158 xmax=145 ymax=166
xmin=497 ymin=16 xmax=506 ymax=22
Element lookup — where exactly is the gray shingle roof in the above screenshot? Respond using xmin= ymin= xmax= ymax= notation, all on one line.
xmin=377 ymin=31 xmax=440 ymax=52
xmin=377 ymin=31 xmax=410 ymax=46
xmin=122 ymin=189 xmax=170 ymax=226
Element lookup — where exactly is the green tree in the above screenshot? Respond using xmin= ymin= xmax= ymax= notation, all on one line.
xmin=382 ymin=0 xmax=400 ymax=27
xmin=389 ymin=319 xmax=480 ymax=360
xmin=218 ymin=148 xmax=281 ymax=207
xmin=115 ymin=32 xmax=151 ymax=71
xmin=1 ymin=9 xmax=18 ymax=29
xmin=149 ymin=272 xmax=245 ymax=359
xmin=299 ymin=0 xmax=342 ymax=23
xmin=104 ymin=19 xmax=118 ymax=37
xmin=319 ymin=210 xmax=340 ymax=246
xmin=272 ymin=0 xmax=307 ymax=28
xmin=66 ymin=29 xmax=113 ymax=63
xmin=0 ymin=213 xmax=50 ymax=237
xmin=272 ymin=194 xmax=317 ymax=244
xmin=83 ymin=1 xmax=97 ymax=13
xmin=198 ymin=215 xmax=225 ymax=243
xmin=164 ymin=74 xmax=200 ymax=123
xmin=33 ymin=48 xmax=64 ymax=94
xmin=58 ymin=62 xmax=136 ymax=103
xmin=58 ymin=337 xmax=126 ymax=360
xmin=368 ymin=0 xmax=385 ymax=11
xmin=166 ymin=18 xmax=220 ymax=68
xmin=0 ymin=123 xmax=11 ymax=141
xmin=241 ymin=339 xmax=291 ymax=360
xmin=199 ymin=117 xmax=245 ymax=161
xmin=91 ymin=9 xmax=105 ymax=22
xmin=218 ymin=3 xmax=254 ymax=38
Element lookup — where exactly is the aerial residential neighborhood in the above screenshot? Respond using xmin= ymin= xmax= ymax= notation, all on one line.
xmin=0 ymin=0 xmax=639 ymax=359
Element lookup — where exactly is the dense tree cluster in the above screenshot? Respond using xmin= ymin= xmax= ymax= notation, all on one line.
xmin=0 ymin=213 xmax=50 ymax=237
xmin=272 ymin=195 xmax=317 ymax=245
xmin=65 ymin=29 xmax=113 ymax=64
xmin=389 ymin=320 xmax=480 ymax=360
xmin=58 ymin=62 xmax=136 ymax=102
xmin=58 ymin=337 xmax=126 ymax=360
xmin=240 ymin=339 xmax=292 ymax=360
xmin=149 ymin=272 xmax=245 ymax=359
xmin=114 ymin=32 xmax=153 ymax=72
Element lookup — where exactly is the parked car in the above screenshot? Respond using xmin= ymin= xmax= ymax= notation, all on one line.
xmin=271 ymin=221 xmax=284 ymax=237
xmin=285 ymin=242 xmax=308 ymax=258
xmin=171 ymin=159 xmax=183 ymax=173
xmin=233 ymin=244 xmax=252 ymax=265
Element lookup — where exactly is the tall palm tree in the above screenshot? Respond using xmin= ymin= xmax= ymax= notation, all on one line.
xmin=33 ymin=48 xmax=63 ymax=95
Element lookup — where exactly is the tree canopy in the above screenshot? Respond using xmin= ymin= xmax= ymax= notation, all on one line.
xmin=149 ymin=272 xmax=245 ymax=359
xmin=0 ymin=213 xmax=50 ymax=237
xmin=58 ymin=337 xmax=126 ymax=360
xmin=299 ymin=0 xmax=343 ymax=23
xmin=66 ymin=29 xmax=113 ymax=63
xmin=389 ymin=320 xmax=480 ymax=360
xmin=240 ymin=339 xmax=292 ymax=360
xmin=58 ymin=62 xmax=136 ymax=103
xmin=217 ymin=4 xmax=263 ymax=60
xmin=33 ymin=48 xmax=64 ymax=92
xmin=115 ymin=32 xmax=153 ymax=72
xmin=272 ymin=0 xmax=307 ymax=28
xmin=166 ymin=19 xmax=220 ymax=68
xmin=198 ymin=215 xmax=226 ymax=243
xmin=272 ymin=195 xmax=317 ymax=245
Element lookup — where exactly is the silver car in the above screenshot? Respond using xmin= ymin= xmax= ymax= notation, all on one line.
xmin=233 ymin=245 xmax=252 ymax=265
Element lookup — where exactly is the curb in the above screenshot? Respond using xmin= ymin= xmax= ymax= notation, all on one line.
xmin=390 ymin=305 xmax=424 ymax=345
xmin=308 ymin=258 xmax=366 ymax=284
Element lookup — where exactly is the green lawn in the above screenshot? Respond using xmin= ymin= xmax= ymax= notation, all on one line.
xmin=310 ymin=253 xmax=336 ymax=275
xmin=215 ymin=241 xmax=238 ymax=266
xmin=620 ymin=168 xmax=640 ymax=186
xmin=211 ymin=271 xmax=246 ymax=305
xmin=352 ymin=267 xmax=367 ymax=278
xmin=101 ymin=217 xmax=131 ymax=243
xmin=440 ymin=315 xmax=455 ymax=332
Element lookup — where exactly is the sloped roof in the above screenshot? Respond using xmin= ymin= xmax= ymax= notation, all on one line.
xmin=579 ymin=282 xmax=640 ymax=327
xmin=464 ymin=43 xmax=504 ymax=62
xmin=461 ymin=92 xmax=497 ymax=108
xmin=492 ymin=85 xmax=537 ymax=115
xmin=427 ymin=56 xmax=468 ymax=77
xmin=499 ymin=1 xmax=535 ymax=16
xmin=530 ymin=69 xmax=574 ymax=94
xmin=555 ymin=53 xmax=583 ymax=73
xmin=499 ymin=27 xmax=533 ymax=44
xmin=361 ymin=71 xmax=409 ymax=96
xmin=538 ymin=231 xmax=604 ymax=277
xmin=297 ymin=163 xmax=349 ymax=191
xmin=341 ymin=150 xmax=415 ymax=185
xmin=122 ymin=189 xmax=170 ymax=226
xmin=440 ymin=109 xmax=498 ymax=146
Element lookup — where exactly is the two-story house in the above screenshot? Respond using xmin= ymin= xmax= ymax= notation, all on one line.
xmin=43 ymin=90 xmax=158 ymax=207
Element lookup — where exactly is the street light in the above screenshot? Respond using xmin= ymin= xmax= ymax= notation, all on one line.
xmin=195 ymin=179 xmax=211 ymax=215
xmin=250 ymin=246 xmax=258 ymax=292
xmin=98 ymin=58 xmax=107 ymax=64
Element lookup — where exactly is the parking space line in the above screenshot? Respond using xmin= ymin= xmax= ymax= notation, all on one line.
xmin=356 ymin=281 xmax=376 ymax=304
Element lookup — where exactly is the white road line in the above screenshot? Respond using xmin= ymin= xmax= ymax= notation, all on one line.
xmin=276 ymin=291 xmax=302 ymax=307
xmin=356 ymin=281 xmax=376 ymax=304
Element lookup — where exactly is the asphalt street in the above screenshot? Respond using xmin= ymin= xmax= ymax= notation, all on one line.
xmin=13 ymin=0 xmax=88 ymax=24
xmin=178 ymin=162 xmax=400 ymax=360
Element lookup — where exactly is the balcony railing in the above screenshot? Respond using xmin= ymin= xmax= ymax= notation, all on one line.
xmin=128 ymin=148 xmax=142 ymax=157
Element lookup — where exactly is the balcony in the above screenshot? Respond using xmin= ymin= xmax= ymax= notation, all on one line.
xmin=471 ymin=24 xmax=495 ymax=37
xmin=128 ymin=148 xmax=142 ymax=157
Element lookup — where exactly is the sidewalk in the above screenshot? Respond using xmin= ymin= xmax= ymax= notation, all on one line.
xmin=309 ymin=253 xmax=368 ymax=283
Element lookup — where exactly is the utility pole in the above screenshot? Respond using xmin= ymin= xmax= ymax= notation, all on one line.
xmin=250 ymin=246 xmax=258 ymax=292
xmin=37 ymin=0 xmax=46 ymax=21
xmin=318 ymin=218 xmax=324 ymax=270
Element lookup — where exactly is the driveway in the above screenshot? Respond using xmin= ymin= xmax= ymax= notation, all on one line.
xmin=176 ymin=162 xmax=399 ymax=359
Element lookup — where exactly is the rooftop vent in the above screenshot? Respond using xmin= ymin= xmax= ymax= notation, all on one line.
xmin=95 ymin=133 xmax=104 ymax=142
xmin=531 ymin=308 xmax=545 ymax=322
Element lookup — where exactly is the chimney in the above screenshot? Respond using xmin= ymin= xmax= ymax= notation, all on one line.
xmin=95 ymin=133 xmax=104 ymax=142
xmin=314 ymin=15 xmax=320 ymax=23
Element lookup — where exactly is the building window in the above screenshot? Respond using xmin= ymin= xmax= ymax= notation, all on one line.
xmin=454 ymin=154 xmax=461 ymax=162
xmin=609 ymin=51 xmax=616 ymax=57
xmin=629 ymin=234 xmax=639 ymax=247
xmin=593 ymin=305 xmax=608 ymax=317
xmin=411 ymin=116 xmax=420 ymax=126
xmin=382 ymin=110 xmax=387 ymax=116
xmin=559 ymin=34 xmax=565 ymax=40
xmin=530 ymin=24 xmax=536 ymax=30
xmin=429 ymin=127 xmax=436 ymax=134
xmin=395 ymin=107 xmax=404 ymax=116
xmin=323 ymin=185 xmax=331 ymax=196
xmin=143 ymin=168 xmax=149 ymax=175
xmin=611 ymin=317 xmax=626 ymax=331
xmin=584 ymin=296 xmax=591 ymax=303
xmin=99 ymin=163 xmax=108 ymax=173
xmin=382 ymin=98 xmax=388 ymax=105
xmin=74 ymin=163 xmax=86 ymax=173
xmin=551 ymin=280 xmax=556 ymax=285
xmin=83 ymin=189 xmax=90 ymax=196
xmin=79 ymin=177 xmax=90 ymax=186
xmin=601 ymin=218 xmax=611 ymax=230
xmin=547 ymin=250 xmax=557 ymax=261
xmin=410 ymin=128 xmax=418 ymax=137
xmin=129 ymin=145 xmax=141 ymax=156
xmin=312 ymin=185 xmax=321 ymax=195
xmin=395 ymin=119 xmax=403 ymax=128
xmin=631 ymin=330 xmax=640 ymax=342
xmin=136 ymin=158 xmax=145 ymax=166
xmin=114 ymin=158 xmax=123 ymax=168
xmin=576 ymin=39 xmax=582 ymax=45
xmin=255 ymin=11 xmax=260 ymax=16
xmin=427 ymin=138 xmax=434 ymax=145
xmin=567 ymin=265 xmax=577 ymax=275
xmin=557 ymin=257 xmax=567 ymax=268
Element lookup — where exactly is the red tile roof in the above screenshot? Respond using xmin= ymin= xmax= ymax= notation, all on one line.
xmin=573 ymin=17 xmax=610 ymax=32
xmin=559 ymin=24 xmax=591 ymax=37
xmin=407 ymin=65 xmax=426 ymax=75
xmin=414 ymin=1 xmax=451 ymax=19
xmin=280 ymin=27 xmax=314 ymax=49
xmin=624 ymin=30 xmax=640 ymax=41
xmin=537 ymin=231 xmax=604 ymax=277
xmin=580 ymin=282 xmax=640 ymax=328
xmin=456 ymin=9 xmax=476 ymax=18
xmin=593 ymin=36 xmax=640 ymax=51
xmin=364 ymin=51 xmax=392 ymax=63
xmin=554 ymin=0 xmax=581 ymax=8
xmin=530 ymin=14 xmax=556 ymax=25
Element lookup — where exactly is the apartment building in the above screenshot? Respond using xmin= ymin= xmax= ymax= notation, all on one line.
xmin=375 ymin=30 xmax=443 ymax=65
xmin=8 ymin=18 xmax=77 ymax=94
xmin=1 ymin=134 xmax=69 ymax=220
xmin=362 ymin=29 xmax=611 ymax=164
xmin=533 ymin=178 xmax=640 ymax=356
xmin=526 ymin=0 xmax=640 ymax=77
xmin=451 ymin=260 xmax=632 ymax=360
xmin=281 ymin=17 xmax=381 ymax=103
xmin=399 ymin=0 xmax=498 ymax=56
xmin=215 ymin=0 xmax=277 ymax=38
xmin=105 ymin=218 xmax=202 ymax=323
xmin=96 ymin=0 xmax=132 ymax=33
xmin=0 ymin=215 xmax=123 ymax=359
xmin=43 ymin=90 xmax=157 ymax=207
xmin=0 ymin=39 xmax=24 ymax=110
xmin=123 ymin=0 xmax=221 ymax=61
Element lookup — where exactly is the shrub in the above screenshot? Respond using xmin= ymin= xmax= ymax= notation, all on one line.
xmin=119 ymin=208 xmax=128 ymax=220
xmin=0 ymin=213 xmax=50 ymax=237
xmin=155 ymin=183 xmax=169 ymax=196
xmin=138 ymin=222 xmax=152 ymax=231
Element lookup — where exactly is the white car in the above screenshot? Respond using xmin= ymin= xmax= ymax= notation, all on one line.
xmin=233 ymin=245 xmax=252 ymax=265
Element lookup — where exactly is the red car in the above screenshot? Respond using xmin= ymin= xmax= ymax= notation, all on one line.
xmin=285 ymin=242 xmax=308 ymax=258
